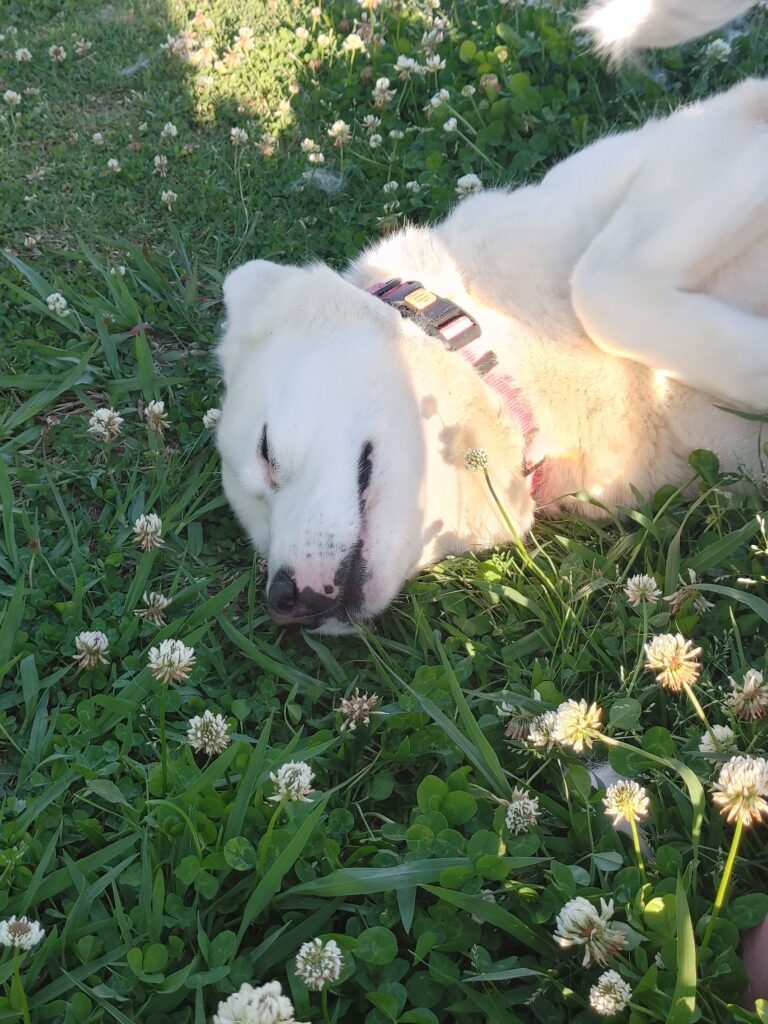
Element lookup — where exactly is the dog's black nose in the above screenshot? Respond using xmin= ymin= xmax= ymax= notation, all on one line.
xmin=266 ymin=568 xmax=338 ymax=628
xmin=267 ymin=568 xmax=297 ymax=617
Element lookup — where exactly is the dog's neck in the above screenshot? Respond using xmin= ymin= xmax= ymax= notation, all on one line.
xmin=365 ymin=274 xmax=546 ymax=495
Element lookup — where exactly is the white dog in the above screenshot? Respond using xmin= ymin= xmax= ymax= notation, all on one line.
xmin=579 ymin=0 xmax=759 ymax=58
xmin=217 ymin=67 xmax=768 ymax=632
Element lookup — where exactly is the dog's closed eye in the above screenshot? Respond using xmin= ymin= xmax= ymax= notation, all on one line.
xmin=357 ymin=441 xmax=373 ymax=508
xmin=260 ymin=424 xmax=279 ymax=491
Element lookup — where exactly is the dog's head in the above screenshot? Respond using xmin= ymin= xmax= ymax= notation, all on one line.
xmin=216 ymin=259 xmax=534 ymax=633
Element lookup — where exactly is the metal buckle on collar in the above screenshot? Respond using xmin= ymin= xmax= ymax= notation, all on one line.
xmin=369 ymin=277 xmax=482 ymax=350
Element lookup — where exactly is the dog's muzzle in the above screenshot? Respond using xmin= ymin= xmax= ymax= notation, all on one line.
xmin=266 ymin=541 xmax=367 ymax=629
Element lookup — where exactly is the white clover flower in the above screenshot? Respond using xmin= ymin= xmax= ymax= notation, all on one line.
xmin=295 ymin=937 xmax=344 ymax=991
xmin=231 ymin=126 xmax=249 ymax=146
xmin=3 ymin=89 xmax=21 ymax=107
xmin=161 ymin=189 xmax=177 ymax=209
xmin=106 ymin=157 xmax=121 ymax=173
xmin=430 ymin=88 xmax=450 ymax=108
xmin=461 ymin=84 xmax=476 ymax=97
xmin=505 ymin=788 xmax=540 ymax=834
xmin=553 ymin=699 xmax=603 ymax=754
xmin=497 ymin=702 xmax=536 ymax=741
xmin=87 ymin=407 xmax=123 ymax=441
xmin=424 ymin=54 xmax=446 ymax=71
xmin=145 ymin=399 xmax=168 ymax=435
xmin=699 ymin=724 xmax=737 ymax=754
xmin=75 ymin=39 xmax=92 ymax=55
xmin=160 ymin=121 xmax=178 ymax=139
xmin=361 ymin=114 xmax=381 ymax=133
xmin=373 ymin=76 xmax=396 ymax=108
xmin=589 ymin=970 xmax=633 ymax=1016
xmin=135 ymin=591 xmax=170 ymax=626
xmin=382 ymin=180 xmax=399 ymax=194
xmin=48 ymin=44 xmax=67 ymax=62
xmin=0 ymin=917 xmax=45 ymax=951
xmin=603 ymin=780 xmax=649 ymax=825
xmin=110 ymin=265 xmax=126 ymax=277
xmin=624 ymin=573 xmax=661 ymax=606
xmin=234 ymin=26 xmax=255 ymax=52
xmin=45 ymin=292 xmax=70 ymax=319
xmin=389 ymin=129 xmax=404 ymax=140
xmin=187 ymin=710 xmax=231 ymax=756
xmin=443 ymin=116 xmax=458 ymax=133
xmin=664 ymin=568 xmax=714 ymax=615
xmin=712 ymin=755 xmax=768 ymax=827
xmin=341 ymin=32 xmax=365 ymax=53
xmin=88 ymin=133 xmax=104 ymax=149
xmin=705 ymin=38 xmax=732 ymax=60
xmin=73 ymin=630 xmax=110 ymax=670
xmin=269 ymin=761 xmax=315 ymax=803
xmin=160 ymin=34 xmax=190 ymax=58
xmin=456 ymin=173 xmax=483 ymax=196
xmin=554 ymin=897 xmax=626 ymax=967
xmin=317 ymin=32 xmax=331 ymax=47
xmin=464 ymin=447 xmax=488 ymax=471
xmin=147 ymin=638 xmax=196 ymax=685
xmin=339 ymin=689 xmax=382 ymax=731
xmin=295 ymin=25 xmax=309 ymax=41
xmin=203 ymin=408 xmax=221 ymax=430
xmin=301 ymin=137 xmax=320 ymax=155
xmin=133 ymin=512 xmax=165 ymax=551
xmin=395 ymin=55 xmax=422 ymax=80
xmin=311 ymin=6 xmax=322 ymax=22
xmin=308 ymin=151 xmax=324 ymax=165
xmin=480 ymin=72 xmax=500 ymax=91
xmin=405 ymin=180 xmax=421 ymax=193
xmin=15 ymin=48 xmax=32 ymax=62
xmin=369 ymin=133 xmax=383 ymax=149
xmin=212 ymin=980 xmax=307 ymax=1024
xmin=644 ymin=633 xmax=702 ymax=693
xmin=728 ymin=668 xmax=768 ymax=720
xmin=153 ymin=153 xmax=168 ymax=177
xmin=258 ymin=134 xmax=276 ymax=158
xmin=327 ymin=119 xmax=351 ymax=146
xmin=527 ymin=709 xmax=559 ymax=751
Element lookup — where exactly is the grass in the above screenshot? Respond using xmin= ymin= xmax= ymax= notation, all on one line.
xmin=2 ymin=1 xmax=768 ymax=1022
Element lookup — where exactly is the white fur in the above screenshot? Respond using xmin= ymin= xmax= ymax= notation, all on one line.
xmin=217 ymin=80 xmax=768 ymax=632
xmin=579 ymin=0 xmax=758 ymax=60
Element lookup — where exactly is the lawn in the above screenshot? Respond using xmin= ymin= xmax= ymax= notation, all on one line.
xmin=1 ymin=1 xmax=768 ymax=1022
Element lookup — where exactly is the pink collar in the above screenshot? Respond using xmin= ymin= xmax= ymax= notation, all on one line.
xmin=367 ymin=278 xmax=544 ymax=497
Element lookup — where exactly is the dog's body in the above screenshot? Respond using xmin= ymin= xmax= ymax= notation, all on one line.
xmin=217 ymin=77 xmax=768 ymax=632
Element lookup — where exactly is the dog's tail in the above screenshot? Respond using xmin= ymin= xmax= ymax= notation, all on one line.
xmin=579 ymin=0 xmax=758 ymax=60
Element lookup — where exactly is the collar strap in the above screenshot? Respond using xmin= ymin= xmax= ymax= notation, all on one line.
xmin=368 ymin=277 xmax=545 ymax=497
xmin=368 ymin=277 xmax=481 ymax=350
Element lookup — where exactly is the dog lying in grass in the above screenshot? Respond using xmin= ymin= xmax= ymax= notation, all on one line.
xmin=216 ymin=74 xmax=768 ymax=633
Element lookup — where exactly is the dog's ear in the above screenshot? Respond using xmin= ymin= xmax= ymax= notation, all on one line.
xmin=218 ymin=260 xmax=297 ymax=380
xmin=222 ymin=259 xmax=294 ymax=339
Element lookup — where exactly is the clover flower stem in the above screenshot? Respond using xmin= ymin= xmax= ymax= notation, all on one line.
xmin=482 ymin=469 xmax=555 ymax=597
xmin=455 ymin=129 xmax=504 ymax=171
xmin=321 ymin=986 xmax=331 ymax=1024
xmin=628 ymin=817 xmax=648 ymax=885
xmin=481 ymin=468 xmax=614 ymax=671
xmin=257 ymin=798 xmax=286 ymax=875
xmin=159 ymin=684 xmax=169 ymax=795
xmin=700 ymin=818 xmax=744 ymax=956
xmin=449 ymin=106 xmax=478 ymax=137
xmin=682 ymin=682 xmax=719 ymax=750
xmin=12 ymin=949 xmax=31 ymax=1024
